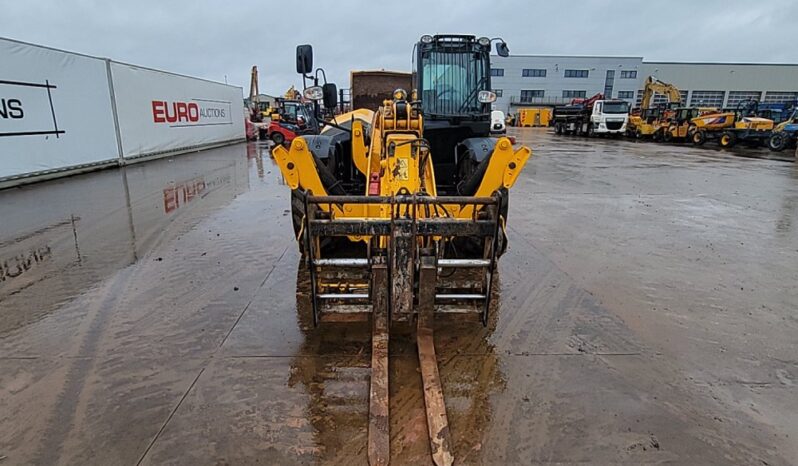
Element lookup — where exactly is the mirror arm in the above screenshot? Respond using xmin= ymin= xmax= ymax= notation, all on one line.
xmin=314 ymin=68 xmax=328 ymax=85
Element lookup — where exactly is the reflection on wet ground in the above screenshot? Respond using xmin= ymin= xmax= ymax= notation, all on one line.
xmin=1 ymin=132 xmax=796 ymax=465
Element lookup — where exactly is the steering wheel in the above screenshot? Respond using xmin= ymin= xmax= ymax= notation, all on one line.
xmin=436 ymin=86 xmax=456 ymax=100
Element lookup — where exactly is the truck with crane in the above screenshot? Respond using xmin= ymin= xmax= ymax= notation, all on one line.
xmin=552 ymin=93 xmax=629 ymax=137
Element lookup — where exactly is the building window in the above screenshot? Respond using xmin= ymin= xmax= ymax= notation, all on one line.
xmin=604 ymin=70 xmax=615 ymax=99
xmin=562 ymin=90 xmax=587 ymax=99
xmin=564 ymin=69 xmax=589 ymax=78
xmin=689 ymin=90 xmax=725 ymax=108
xmin=764 ymin=91 xmax=798 ymax=103
xmin=493 ymin=89 xmax=503 ymax=97
xmin=617 ymin=91 xmax=635 ymax=99
xmin=490 ymin=68 xmax=504 ymax=77
xmin=520 ymin=90 xmax=545 ymax=102
xmin=620 ymin=70 xmax=637 ymax=79
xmin=522 ymin=68 xmax=546 ymax=77
xmin=727 ymin=91 xmax=761 ymax=107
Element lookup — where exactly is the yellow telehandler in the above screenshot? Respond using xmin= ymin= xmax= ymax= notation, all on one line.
xmin=272 ymin=34 xmax=531 ymax=466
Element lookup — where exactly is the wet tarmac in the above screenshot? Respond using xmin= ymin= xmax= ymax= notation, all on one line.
xmin=0 ymin=131 xmax=796 ymax=465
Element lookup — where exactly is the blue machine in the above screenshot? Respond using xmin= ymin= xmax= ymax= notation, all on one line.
xmin=767 ymin=108 xmax=798 ymax=152
xmin=758 ymin=101 xmax=797 ymax=124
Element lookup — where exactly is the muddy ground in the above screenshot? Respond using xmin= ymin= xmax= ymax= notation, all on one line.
xmin=0 ymin=131 xmax=796 ymax=465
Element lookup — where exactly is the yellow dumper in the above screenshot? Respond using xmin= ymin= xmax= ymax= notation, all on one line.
xmin=518 ymin=107 xmax=551 ymax=127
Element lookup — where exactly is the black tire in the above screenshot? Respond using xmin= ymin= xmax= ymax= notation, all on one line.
xmin=635 ymin=128 xmax=643 ymax=140
xmin=291 ymin=189 xmax=306 ymax=255
xmin=586 ymin=123 xmax=593 ymax=137
xmin=768 ymin=132 xmax=787 ymax=152
xmin=555 ymin=123 xmax=563 ymax=135
xmin=294 ymin=262 xmax=315 ymax=331
xmin=652 ymin=129 xmax=662 ymax=142
xmin=692 ymin=130 xmax=706 ymax=146
xmin=719 ymin=131 xmax=736 ymax=148
xmin=662 ymin=129 xmax=673 ymax=142
xmin=496 ymin=188 xmax=510 ymax=257
xmin=271 ymin=131 xmax=285 ymax=146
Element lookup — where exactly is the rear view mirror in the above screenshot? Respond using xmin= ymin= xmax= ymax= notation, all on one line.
xmin=323 ymin=83 xmax=338 ymax=109
xmin=496 ymin=41 xmax=509 ymax=57
xmin=296 ymin=44 xmax=313 ymax=74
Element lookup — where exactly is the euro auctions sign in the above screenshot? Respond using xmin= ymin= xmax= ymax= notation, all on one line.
xmin=151 ymin=99 xmax=232 ymax=127
xmin=110 ymin=61 xmax=244 ymax=158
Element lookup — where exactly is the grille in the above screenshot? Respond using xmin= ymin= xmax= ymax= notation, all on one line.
xmin=606 ymin=121 xmax=623 ymax=130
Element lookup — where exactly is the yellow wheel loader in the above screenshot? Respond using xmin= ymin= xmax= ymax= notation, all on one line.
xmin=662 ymin=107 xmax=717 ymax=142
xmin=690 ymin=100 xmax=774 ymax=147
xmin=272 ymin=35 xmax=531 ymax=465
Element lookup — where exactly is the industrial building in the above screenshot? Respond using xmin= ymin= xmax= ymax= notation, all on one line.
xmin=490 ymin=54 xmax=798 ymax=113
xmin=243 ymin=93 xmax=278 ymax=109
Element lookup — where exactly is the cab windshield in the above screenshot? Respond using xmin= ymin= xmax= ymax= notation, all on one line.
xmin=420 ymin=50 xmax=488 ymax=116
xmin=603 ymin=102 xmax=629 ymax=114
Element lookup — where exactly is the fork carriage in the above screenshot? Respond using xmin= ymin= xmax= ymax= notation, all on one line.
xmin=295 ymin=191 xmax=508 ymax=466
xmin=300 ymin=192 xmax=506 ymax=327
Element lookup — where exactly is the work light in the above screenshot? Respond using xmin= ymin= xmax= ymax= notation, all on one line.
xmin=478 ymin=90 xmax=497 ymax=103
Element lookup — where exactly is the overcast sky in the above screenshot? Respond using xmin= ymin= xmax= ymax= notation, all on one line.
xmin=3 ymin=0 xmax=797 ymax=96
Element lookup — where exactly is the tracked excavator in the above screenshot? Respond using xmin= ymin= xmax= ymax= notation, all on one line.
xmin=628 ymin=76 xmax=682 ymax=140
xmin=272 ymin=34 xmax=531 ymax=465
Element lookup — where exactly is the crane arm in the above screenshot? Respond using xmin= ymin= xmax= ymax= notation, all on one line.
xmin=640 ymin=76 xmax=681 ymax=110
xmin=249 ymin=66 xmax=259 ymax=104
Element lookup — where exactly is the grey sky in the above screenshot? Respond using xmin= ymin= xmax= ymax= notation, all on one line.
xmin=3 ymin=0 xmax=797 ymax=96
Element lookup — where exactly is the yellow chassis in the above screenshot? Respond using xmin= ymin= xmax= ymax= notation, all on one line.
xmin=272 ymin=128 xmax=530 ymax=226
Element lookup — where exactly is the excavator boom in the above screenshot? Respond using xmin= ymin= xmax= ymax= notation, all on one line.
xmin=640 ymin=76 xmax=682 ymax=110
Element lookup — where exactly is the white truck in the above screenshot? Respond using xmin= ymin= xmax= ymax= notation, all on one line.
xmin=553 ymin=93 xmax=629 ymax=137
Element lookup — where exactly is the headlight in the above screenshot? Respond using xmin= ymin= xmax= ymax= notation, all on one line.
xmin=478 ymin=90 xmax=497 ymax=103
xmin=477 ymin=36 xmax=490 ymax=46
xmin=420 ymin=35 xmax=433 ymax=44
xmin=302 ymin=86 xmax=324 ymax=101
